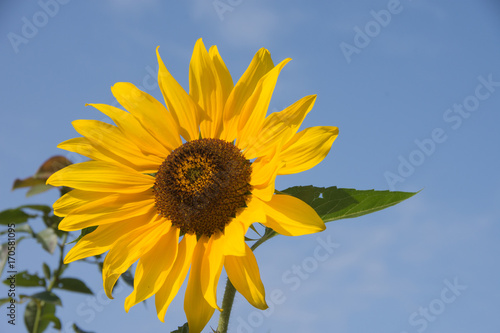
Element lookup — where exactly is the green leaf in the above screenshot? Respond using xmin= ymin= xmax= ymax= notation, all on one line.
xmin=35 ymin=228 xmax=58 ymax=254
xmin=3 ymin=271 xmax=45 ymax=287
xmin=55 ymin=278 xmax=93 ymax=294
xmin=20 ymin=205 xmax=52 ymax=215
xmin=73 ymin=323 xmax=95 ymax=333
xmin=34 ymin=155 xmax=72 ymax=179
xmin=30 ymin=291 xmax=62 ymax=306
xmin=13 ymin=155 xmax=72 ymax=198
xmin=171 ymin=322 xmax=189 ymax=333
xmin=281 ymin=186 xmax=417 ymax=222
xmin=24 ymin=300 xmax=56 ymax=333
xmin=26 ymin=184 xmax=54 ymax=197
xmin=39 ymin=314 xmax=61 ymax=330
xmin=42 ymin=263 xmax=51 ymax=280
xmin=66 ymin=226 xmax=98 ymax=245
xmin=0 ymin=208 xmax=34 ymax=225
xmin=24 ymin=300 xmax=37 ymax=333
xmin=12 ymin=177 xmax=46 ymax=190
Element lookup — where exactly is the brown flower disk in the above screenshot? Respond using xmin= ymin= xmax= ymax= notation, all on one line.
xmin=154 ymin=138 xmax=252 ymax=236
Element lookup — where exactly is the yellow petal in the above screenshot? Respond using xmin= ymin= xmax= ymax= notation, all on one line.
xmin=47 ymin=161 xmax=154 ymax=193
xmin=223 ymin=220 xmax=246 ymax=256
xmin=244 ymin=95 xmax=316 ymax=159
xmin=225 ymin=243 xmax=268 ymax=310
xmin=190 ymin=39 xmax=225 ymax=138
xmin=278 ymin=126 xmax=339 ymax=175
xmin=88 ymin=103 xmax=169 ymax=157
xmin=236 ymin=58 xmax=291 ymax=152
xmin=124 ymin=227 xmax=179 ymax=312
xmin=62 ymin=191 xmax=152 ymax=216
xmin=184 ymin=236 xmax=215 ymax=333
xmin=221 ymin=48 xmax=274 ymax=142
xmin=250 ymin=150 xmax=283 ymax=202
xmin=156 ymin=234 xmax=197 ymax=322
xmin=53 ymin=189 xmax=111 ymax=217
xmin=262 ymin=194 xmax=325 ymax=236
xmin=235 ymin=195 xmax=266 ymax=229
xmin=201 ymin=233 xmax=225 ymax=310
xmin=157 ymin=47 xmax=202 ymax=141
xmin=102 ymin=218 xmax=169 ymax=299
xmin=64 ymin=209 xmax=156 ymax=263
xmin=57 ymin=137 xmax=113 ymax=164
xmin=72 ymin=119 xmax=162 ymax=173
xmin=209 ymin=45 xmax=233 ymax=106
xmin=111 ymin=82 xmax=182 ymax=151
xmin=58 ymin=195 xmax=155 ymax=231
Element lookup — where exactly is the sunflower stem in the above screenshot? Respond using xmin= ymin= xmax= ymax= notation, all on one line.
xmin=217 ymin=229 xmax=272 ymax=332
xmin=217 ymin=278 xmax=237 ymax=333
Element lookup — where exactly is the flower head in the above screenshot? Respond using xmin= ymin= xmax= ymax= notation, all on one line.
xmin=47 ymin=39 xmax=338 ymax=332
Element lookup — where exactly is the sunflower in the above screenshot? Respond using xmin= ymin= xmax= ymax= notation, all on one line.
xmin=47 ymin=39 xmax=339 ymax=332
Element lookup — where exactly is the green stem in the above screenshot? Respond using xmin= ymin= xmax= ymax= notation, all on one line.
xmin=32 ymin=300 xmax=42 ymax=333
xmin=47 ymin=233 xmax=68 ymax=291
xmin=33 ymin=232 xmax=68 ymax=332
xmin=217 ymin=278 xmax=237 ymax=333
xmin=217 ymin=230 xmax=272 ymax=333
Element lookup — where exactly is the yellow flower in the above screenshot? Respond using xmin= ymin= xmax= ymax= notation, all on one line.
xmin=47 ymin=39 xmax=339 ymax=332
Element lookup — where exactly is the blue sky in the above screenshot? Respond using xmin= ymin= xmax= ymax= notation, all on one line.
xmin=1 ymin=0 xmax=500 ymax=332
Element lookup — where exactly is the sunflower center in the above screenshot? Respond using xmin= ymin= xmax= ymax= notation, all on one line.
xmin=154 ymin=138 xmax=253 ymax=237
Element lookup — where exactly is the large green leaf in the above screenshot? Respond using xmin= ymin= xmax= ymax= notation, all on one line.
xmin=281 ymin=186 xmax=416 ymax=222
xmin=2 ymin=271 xmax=45 ymax=287
xmin=256 ymin=186 xmax=417 ymax=242
xmin=54 ymin=278 xmax=93 ymax=294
